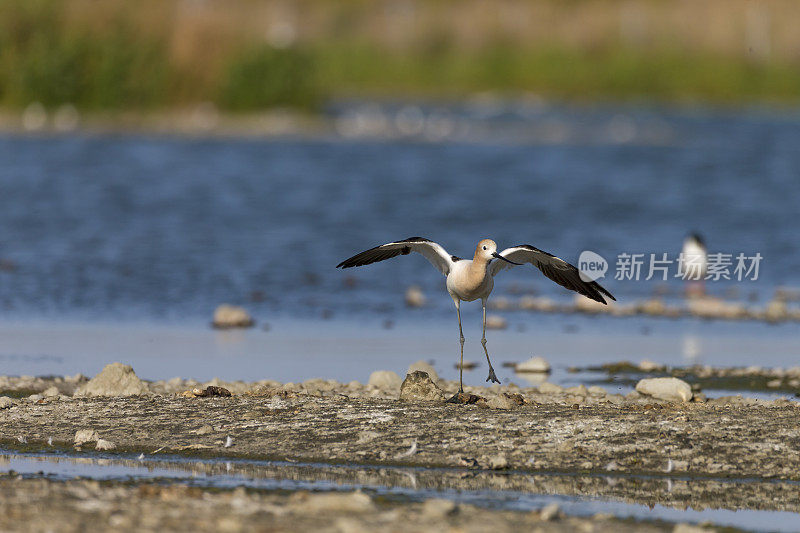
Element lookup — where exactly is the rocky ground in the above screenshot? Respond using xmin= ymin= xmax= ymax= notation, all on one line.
xmin=1 ymin=363 xmax=799 ymax=481
xmin=1 ymin=363 xmax=799 ymax=531
xmin=0 ymin=476 xmax=686 ymax=533
xmin=2 ymin=391 xmax=799 ymax=481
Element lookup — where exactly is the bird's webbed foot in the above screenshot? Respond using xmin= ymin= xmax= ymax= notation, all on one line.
xmin=485 ymin=366 xmax=500 ymax=384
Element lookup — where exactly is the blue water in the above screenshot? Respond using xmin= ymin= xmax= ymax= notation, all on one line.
xmin=1 ymin=103 xmax=798 ymax=323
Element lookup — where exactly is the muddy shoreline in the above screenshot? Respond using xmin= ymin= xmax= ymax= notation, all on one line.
xmin=0 ymin=475 xmax=677 ymax=533
xmin=2 ymin=390 xmax=799 ymax=483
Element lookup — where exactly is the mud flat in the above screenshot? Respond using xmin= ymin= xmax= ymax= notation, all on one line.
xmin=3 ymin=371 xmax=800 ymax=532
xmin=0 ymin=476 xmax=672 ymax=533
xmin=2 ymin=387 xmax=799 ymax=482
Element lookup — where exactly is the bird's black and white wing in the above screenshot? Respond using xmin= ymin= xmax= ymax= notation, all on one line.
xmin=491 ymin=245 xmax=616 ymax=304
xmin=336 ymin=237 xmax=456 ymax=276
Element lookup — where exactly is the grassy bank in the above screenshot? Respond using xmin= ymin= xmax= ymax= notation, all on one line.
xmin=2 ymin=0 xmax=800 ymax=111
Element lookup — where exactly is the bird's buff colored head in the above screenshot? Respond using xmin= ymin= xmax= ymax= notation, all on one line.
xmin=474 ymin=239 xmax=497 ymax=262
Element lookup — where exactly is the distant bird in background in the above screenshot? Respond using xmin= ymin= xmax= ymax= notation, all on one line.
xmin=337 ymin=237 xmax=616 ymax=396
xmin=679 ymin=232 xmax=707 ymax=296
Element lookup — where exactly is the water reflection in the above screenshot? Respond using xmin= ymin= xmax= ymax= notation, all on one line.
xmin=2 ymin=450 xmax=799 ymax=517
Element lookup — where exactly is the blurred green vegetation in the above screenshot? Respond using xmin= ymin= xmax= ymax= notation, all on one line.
xmin=315 ymin=43 xmax=800 ymax=105
xmin=220 ymin=46 xmax=319 ymax=110
xmin=1 ymin=0 xmax=800 ymax=112
xmin=0 ymin=1 xmax=168 ymax=108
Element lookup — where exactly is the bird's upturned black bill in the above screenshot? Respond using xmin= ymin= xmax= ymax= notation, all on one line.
xmin=492 ymin=252 xmax=521 ymax=265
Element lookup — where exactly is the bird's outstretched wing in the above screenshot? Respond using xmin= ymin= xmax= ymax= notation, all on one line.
xmin=336 ymin=237 xmax=455 ymax=276
xmin=491 ymin=245 xmax=616 ymax=304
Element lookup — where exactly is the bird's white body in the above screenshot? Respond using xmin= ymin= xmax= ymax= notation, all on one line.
xmin=680 ymin=235 xmax=708 ymax=281
xmin=446 ymin=259 xmax=493 ymax=302
xmin=337 ymin=237 xmax=615 ymax=394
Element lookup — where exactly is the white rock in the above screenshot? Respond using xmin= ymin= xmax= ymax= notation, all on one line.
xmin=515 ymin=356 xmax=551 ymax=373
xmin=42 ymin=386 xmax=60 ymax=397
xmin=635 ymin=377 xmax=693 ymax=402
xmin=404 ymin=286 xmax=426 ymax=307
xmin=367 ymin=371 xmax=402 ymax=390
xmin=75 ymin=363 xmax=149 ymax=397
xmin=95 ymin=439 xmax=116 ymax=451
xmin=74 ymin=429 xmax=99 ymax=446
xmin=485 ymin=315 xmax=508 ymax=329
xmin=766 ymin=298 xmax=788 ymax=318
xmin=212 ymin=304 xmax=254 ymax=329
xmin=0 ymin=397 xmax=14 ymax=409
xmin=638 ymin=359 xmax=665 ymax=372
xmin=407 ymin=361 xmax=439 ymax=382
xmin=574 ymin=294 xmax=609 ymax=314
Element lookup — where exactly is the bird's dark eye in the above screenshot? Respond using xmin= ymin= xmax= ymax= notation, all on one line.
xmin=483 ymin=246 xmax=487 ymax=250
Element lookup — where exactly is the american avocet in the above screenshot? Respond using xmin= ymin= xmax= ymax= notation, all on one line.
xmin=679 ymin=232 xmax=707 ymax=296
xmin=337 ymin=237 xmax=616 ymax=393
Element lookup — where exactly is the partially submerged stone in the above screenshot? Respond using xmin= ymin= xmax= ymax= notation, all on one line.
xmin=74 ymin=363 xmax=149 ymax=397
xmin=635 ymin=377 xmax=693 ymax=402
xmin=400 ymin=371 xmax=445 ymax=402
xmin=515 ymin=356 xmax=551 ymax=373
xmin=638 ymin=359 xmax=666 ymax=372
xmin=485 ymin=315 xmax=508 ymax=330
xmin=212 ymin=304 xmax=254 ymax=329
xmin=404 ymin=285 xmax=426 ymax=307
xmin=574 ymin=294 xmax=609 ymax=314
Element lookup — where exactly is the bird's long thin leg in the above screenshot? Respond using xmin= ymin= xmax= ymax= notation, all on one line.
xmin=482 ymin=299 xmax=500 ymax=384
xmin=456 ymin=301 xmax=465 ymax=393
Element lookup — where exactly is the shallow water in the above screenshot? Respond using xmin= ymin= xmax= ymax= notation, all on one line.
xmin=1 ymin=103 xmax=799 ymax=324
xmin=0 ymin=102 xmax=799 ymax=387
xmin=0 ymin=316 xmax=798 ymax=400
xmin=2 ymin=450 xmax=799 ymax=532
